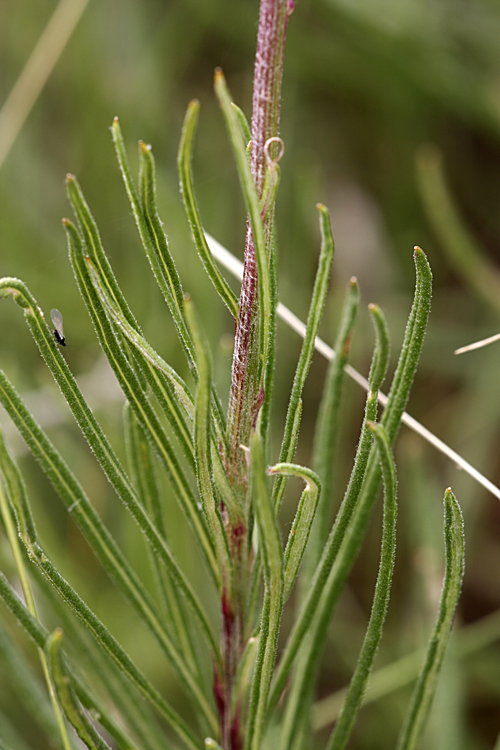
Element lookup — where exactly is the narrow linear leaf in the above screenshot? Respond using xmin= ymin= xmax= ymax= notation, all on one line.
xmin=0 ymin=571 xmax=146 ymax=750
xmin=46 ymin=629 xmax=111 ymax=750
xmin=89 ymin=254 xmax=240 ymax=522
xmin=124 ymin=403 xmax=202 ymax=685
xmin=34 ymin=565 xmax=164 ymax=750
xmin=0 ymin=567 xmax=203 ymax=750
xmin=231 ymin=102 xmax=251 ymax=147
xmin=86 ymin=255 xmax=195 ymax=467
xmin=65 ymin=173 xmax=142 ymax=368
xmin=310 ymin=277 xmax=360 ymax=561
xmin=184 ymin=296 xmax=234 ymax=578
xmin=245 ymin=432 xmax=284 ymax=750
xmin=0 ymin=621 xmax=63 ymax=747
xmin=0 ymin=429 xmax=73 ymax=750
xmin=0 ymin=271 xmax=221 ymax=665
xmin=273 ymin=204 xmax=335 ymax=512
xmin=267 ymin=463 xmax=321 ymax=601
xmin=396 ymin=489 xmax=465 ymax=750
xmin=326 ymin=422 xmax=397 ymax=750
xmin=110 ymin=119 xmax=196 ymax=379
xmin=3 ymin=406 xmax=217 ymax=735
xmin=0 ymin=365 xmax=219 ymax=726
xmin=179 ymin=100 xmax=239 ymax=318
xmin=112 ymin=120 xmax=228 ymax=451
xmin=270 ymin=249 xmax=430 ymax=735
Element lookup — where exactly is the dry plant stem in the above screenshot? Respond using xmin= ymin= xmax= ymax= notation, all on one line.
xmin=220 ymin=2 xmax=293 ymax=747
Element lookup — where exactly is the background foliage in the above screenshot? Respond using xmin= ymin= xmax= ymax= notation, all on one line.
xmin=1 ymin=0 xmax=500 ymax=747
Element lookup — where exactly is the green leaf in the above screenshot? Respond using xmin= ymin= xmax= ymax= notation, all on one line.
xmin=184 ymin=296 xmax=234 ymax=577
xmin=178 ymin=100 xmax=239 ymax=319
xmin=0 ymin=427 xmax=73 ymax=750
xmin=111 ymin=120 xmax=228 ymax=451
xmin=0 ymin=571 xmax=144 ymax=750
xmin=231 ymin=102 xmax=251 ymax=146
xmin=271 ymin=250 xmax=431 ymax=740
xmin=326 ymin=423 xmax=397 ymax=750
xmin=310 ymin=277 xmax=360 ymax=561
xmin=396 ymin=489 xmax=465 ymax=750
xmin=272 ymin=204 xmax=335 ymax=512
xmin=63 ymin=224 xmax=222 ymax=600
xmin=0 ymin=364 xmax=219 ymax=724
xmin=110 ymin=119 xmax=195 ymax=371
xmin=46 ymin=629 xmax=111 ymax=750
xmin=0 ymin=566 xmax=204 ymax=749
xmin=123 ymin=403 xmax=202 ymax=685
xmin=245 ymin=431 xmax=284 ymax=750
xmin=267 ymin=463 xmax=321 ymax=601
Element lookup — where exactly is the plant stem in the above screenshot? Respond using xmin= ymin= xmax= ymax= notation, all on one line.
xmin=220 ymin=2 xmax=294 ymax=747
xmin=225 ymin=0 xmax=293 ymax=490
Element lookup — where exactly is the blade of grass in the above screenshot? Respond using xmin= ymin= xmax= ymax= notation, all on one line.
xmin=312 ymin=607 xmax=500 ymax=729
xmin=396 ymin=488 xmax=465 ymax=750
xmin=416 ymin=145 xmax=500 ymax=315
xmin=325 ymin=422 xmax=397 ymax=750
xmin=178 ymin=101 xmax=239 ymax=319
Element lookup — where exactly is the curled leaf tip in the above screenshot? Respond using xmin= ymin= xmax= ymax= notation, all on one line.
xmin=316 ymin=202 xmax=325 ymax=211
xmin=62 ymin=218 xmax=69 ymax=226
xmin=264 ymin=136 xmax=285 ymax=164
xmin=113 ymin=116 xmax=119 ymax=123
xmin=368 ymin=303 xmax=376 ymax=311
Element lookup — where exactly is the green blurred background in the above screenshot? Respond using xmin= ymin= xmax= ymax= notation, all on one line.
xmin=1 ymin=0 xmax=500 ymax=747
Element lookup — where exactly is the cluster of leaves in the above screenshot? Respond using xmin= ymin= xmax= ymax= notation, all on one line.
xmin=0 ymin=65 xmax=465 ymax=750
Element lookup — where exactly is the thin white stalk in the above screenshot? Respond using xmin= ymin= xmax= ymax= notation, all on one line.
xmin=205 ymin=232 xmax=500 ymax=502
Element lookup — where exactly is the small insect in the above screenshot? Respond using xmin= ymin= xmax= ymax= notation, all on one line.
xmin=50 ymin=308 xmax=66 ymax=347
